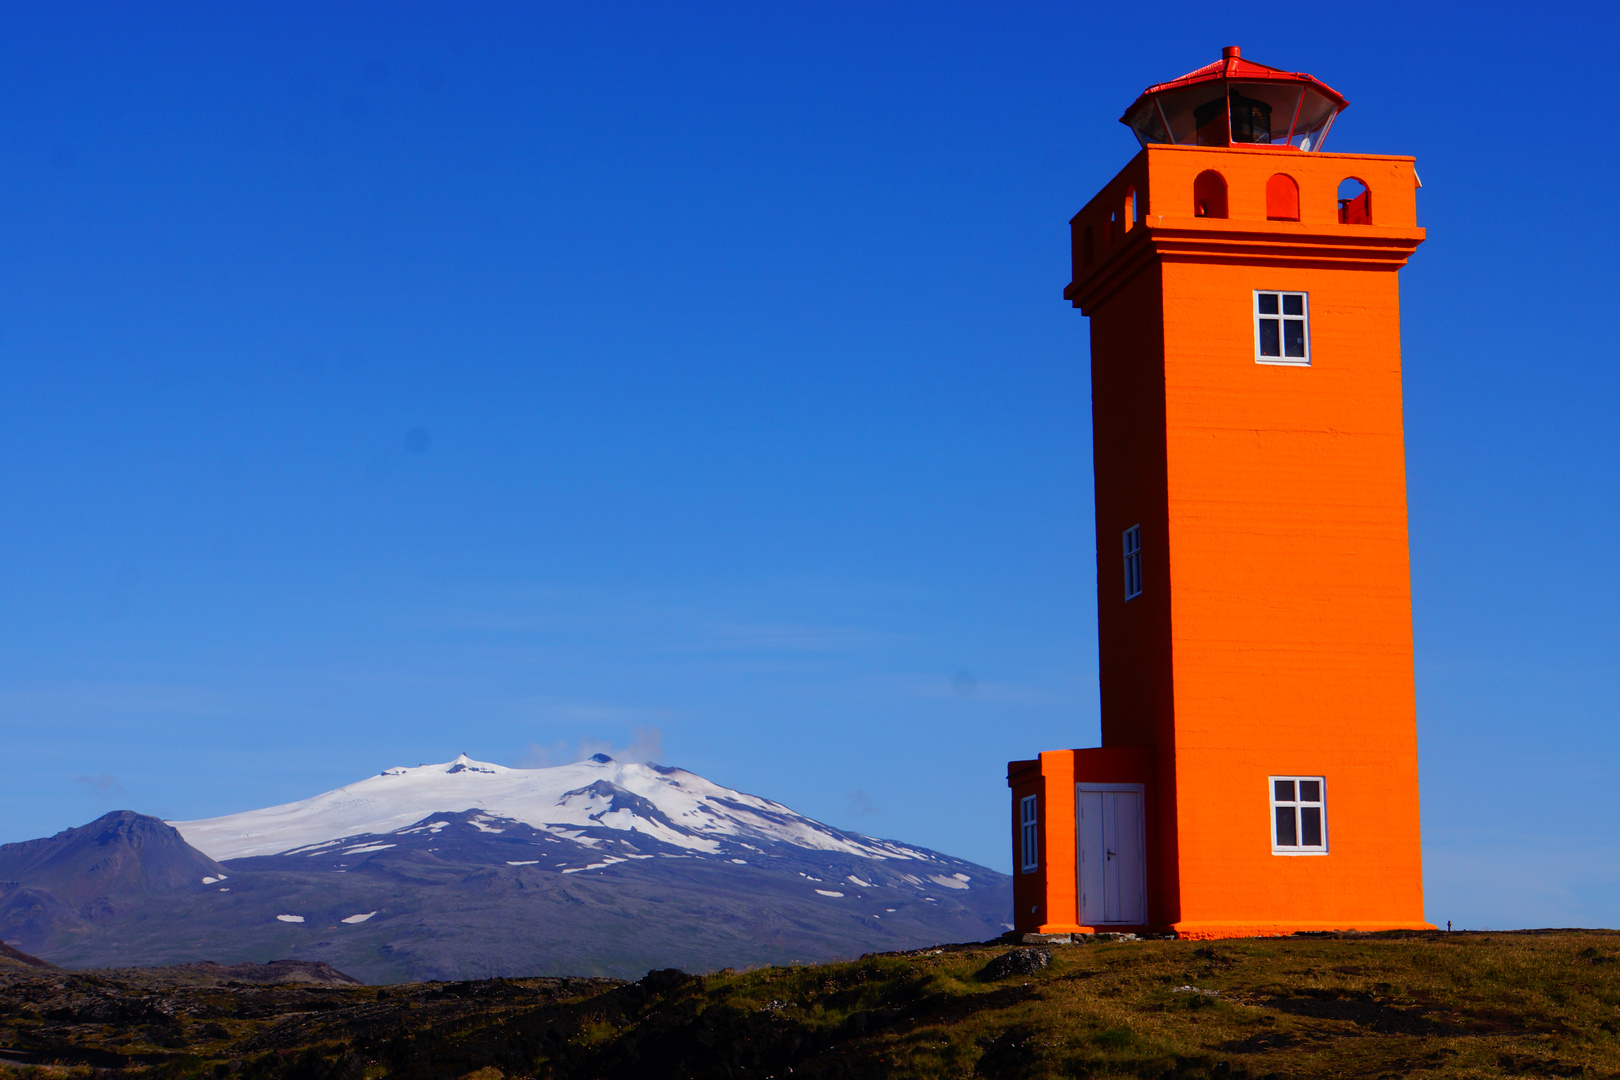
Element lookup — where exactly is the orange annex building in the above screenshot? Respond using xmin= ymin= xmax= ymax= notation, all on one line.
xmin=1009 ymin=48 xmax=1433 ymax=939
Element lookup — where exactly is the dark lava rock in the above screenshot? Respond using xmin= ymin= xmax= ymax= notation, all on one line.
xmin=638 ymin=968 xmax=693 ymax=994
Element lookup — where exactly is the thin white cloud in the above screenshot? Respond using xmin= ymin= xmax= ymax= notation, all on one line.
xmin=517 ymin=725 xmax=665 ymax=768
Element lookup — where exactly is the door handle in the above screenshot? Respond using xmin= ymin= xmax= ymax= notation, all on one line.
xmin=1106 ymin=849 xmax=1115 ymax=861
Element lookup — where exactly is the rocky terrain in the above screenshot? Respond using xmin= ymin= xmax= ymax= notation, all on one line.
xmin=3 ymin=930 xmax=1619 ymax=1078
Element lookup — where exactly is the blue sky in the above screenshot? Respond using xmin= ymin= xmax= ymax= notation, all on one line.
xmin=1 ymin=1 xmax=1617 ymax=931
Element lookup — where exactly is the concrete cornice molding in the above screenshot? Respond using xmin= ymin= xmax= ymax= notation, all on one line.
xmin=1065 ymin=220 xmax=1425 ymax=315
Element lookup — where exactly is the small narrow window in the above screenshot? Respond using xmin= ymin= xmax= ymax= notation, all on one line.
xmin=1270 ymin=776 xmax=1327 ymax=854
xmin=1254 ymin=291 xmax=1309 ymax=365
xmin=1123 ymin=525 xmax=1142 ymax=601
xmin=1019 ymin=795 xmax=1039 ymax=872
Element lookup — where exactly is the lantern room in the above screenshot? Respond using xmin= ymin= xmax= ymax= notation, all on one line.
xmin=1121 ymin=46 xmax=1347 ymax=152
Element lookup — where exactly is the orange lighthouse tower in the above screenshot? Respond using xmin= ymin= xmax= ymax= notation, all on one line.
xmin=1009 ymin=48 xmax=1431 ymax=938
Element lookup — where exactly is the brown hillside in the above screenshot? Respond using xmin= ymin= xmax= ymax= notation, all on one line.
xmin=0 ymin=940 xmax=54 ymax=973
xmin=3 ymin=931 xmax=1620 ymax=1078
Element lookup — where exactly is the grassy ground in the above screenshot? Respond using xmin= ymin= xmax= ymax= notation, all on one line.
xmin=5 ymin=930 xmax=1620 ymax=1078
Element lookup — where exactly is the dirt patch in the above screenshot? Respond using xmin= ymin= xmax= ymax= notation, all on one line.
xmin=1261 ymin=988 xmax=1435 ymax=1034
xmin=1216 ymin=1030 xmax=1301 ymax=1053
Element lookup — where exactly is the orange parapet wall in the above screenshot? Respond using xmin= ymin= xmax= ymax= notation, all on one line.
xmin=1012 ymin=51 xmax=1434 ymax=938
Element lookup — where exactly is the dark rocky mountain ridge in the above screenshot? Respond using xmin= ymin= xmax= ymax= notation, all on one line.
xmin=0 ymin=811 xmax=228 ymax=905
xmin=0 ymin=813 xmax=233 ymax=953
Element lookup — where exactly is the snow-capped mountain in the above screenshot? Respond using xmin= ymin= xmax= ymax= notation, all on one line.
xmin=6 ymin=756 xmax=1009 ymax=982
xmin=171 ymin=754 xmax=933 ymax=864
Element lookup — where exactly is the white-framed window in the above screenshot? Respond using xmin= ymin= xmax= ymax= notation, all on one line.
xmin=1123 ymin=525 xmax=1142 ymax=601
xmin=1255 ymin=290 xmax=1309 ymax=365
xmin=1019 ymin=795 xmax=1039 ymax=873
xmin=1270 ymin=776 xmax=1327 ymax=855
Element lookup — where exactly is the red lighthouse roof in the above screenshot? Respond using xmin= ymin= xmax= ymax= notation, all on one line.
xmin=1121 ymin=46 xmax=1348 ymax=152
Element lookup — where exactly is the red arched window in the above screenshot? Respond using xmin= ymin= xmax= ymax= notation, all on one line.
xmin=1266 ymin=174 xmax=1300 ymax=221
xmin=1193 ymin=170 xmax=1228 ymax=219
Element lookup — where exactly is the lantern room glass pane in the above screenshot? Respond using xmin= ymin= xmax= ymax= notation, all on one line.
xmin=1289 ymin=89 xmax=1340 ymax=151
xmin=1125 ymin=101 xmax=1170 ymax=148
xmin=1192 ymin=94 xmax=1231 ymax=145
xmin=1130 ymin=81 xmax=1341 ymax=151
xmin=1229 ymin=84 xmax=1306 ymax=145
xmin=1150 ymin=85 xmax=1224 ymax=146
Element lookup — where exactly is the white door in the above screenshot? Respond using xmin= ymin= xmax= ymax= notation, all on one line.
xmin=1077 ymin=790 xmax=1106 ymax=924
xmin=1076 ymin=785 xmax=1145 ymax=926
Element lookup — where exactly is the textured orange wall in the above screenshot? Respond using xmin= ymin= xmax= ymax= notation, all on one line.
xmin=1090 ymin=261 xmax=1173 ymax=756
xmin=1159 ymin=188 xmax=1425 ymax=934
xmin=1034 ymin=750 xmax=1079 ymax=933
xmin=1050 ymin=143 xmax=1431 ymax=936
xmin=1086 ymin=279 xmax=1181 ymax=928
